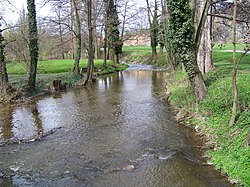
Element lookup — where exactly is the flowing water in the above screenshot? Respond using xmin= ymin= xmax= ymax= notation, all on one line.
xmin=0 ymin=65 xmax=233 ymax=187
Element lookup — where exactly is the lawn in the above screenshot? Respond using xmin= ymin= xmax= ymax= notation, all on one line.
xmin=212 ymin=43 xmax=247 ymax=51
xmin=7 ymin=59 xmax=111 ymax=74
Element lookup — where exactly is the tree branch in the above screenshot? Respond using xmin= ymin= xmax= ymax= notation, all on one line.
xmin=208 ymin=13 xmax=250 ymax=24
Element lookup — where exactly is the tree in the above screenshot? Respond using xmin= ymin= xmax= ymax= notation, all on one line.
xmin=4 ymin=8 xmax=30 ymax=71
xmin=117 ymin=0 xmax=138 ymax=45
xmin=229 ymin=0 xmax=237 ymax=126
xmin=27 ymin=0 xmax=39 ymax=92
xmin=0 ymin=29 xmax=9 ymax=88
xmin=229 ymin=0 xmax=249 ymax=126
xmin=83 ymin=0 xmax=94 ymax=85
xmin=195 ymin=0 xmax=213 ymax=73
xmin=104 ymin=0 xmax=122 ymax=65
xmin=166 ymin=0 xmax=207 ymax=103
xmin=146 ymin=0 xmax=158 ymax=64
xmin=72 ymin=0 xmax=82 ymax=76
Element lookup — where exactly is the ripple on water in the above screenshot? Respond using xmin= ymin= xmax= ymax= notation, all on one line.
xmin=0 ymin=67 xmax=233 ymax=186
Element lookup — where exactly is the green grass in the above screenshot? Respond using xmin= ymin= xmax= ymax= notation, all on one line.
xmin=166 ymin=51 xmax=250 ymax=186
xmin=7 ymin=59 xmax=110 ymax=74
xmin=122 ymin=45 xmax=168 ymax=65
xmin=213 ymin=43 xmax=247 ymax=51
xmin=6 ymin=59 xmax=128 ymax=96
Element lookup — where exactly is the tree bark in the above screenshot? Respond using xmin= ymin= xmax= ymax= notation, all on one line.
xmin=103 ymin=0 xmax=109 ymax=67
xmin=58 ymin=7 xmax=65 ymax=59
xmin=196 ymin=0 xmax=213 ymax=73
xmin=72 ymin=0 xmax=81 ymax=76
xmin=0 ymin=30 xmax=9 ymax=87
xmin=146 ymin=0 xmax=158 ymax=64
xmin=229 ymin=0 xmax=237 ymax=126
xmin=84 ymin=0 xmax=94 ymax=86
xmin=27 ymin=0 xmax=39 ymax=92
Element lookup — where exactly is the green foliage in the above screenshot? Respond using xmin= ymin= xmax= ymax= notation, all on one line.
xmin=106 ymin=0 xmax=122 ymax=61
xmin=166 ymin=0 xmax=199 ymax=81
xmin=150 ymin=1 xmax=158 ymax=49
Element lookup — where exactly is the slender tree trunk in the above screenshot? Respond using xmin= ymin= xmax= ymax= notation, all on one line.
xmin=0 ymin=31 xmax=9 ymax=87
xmin=163 ymin=0 xmax=175 ymax=69
xmin=27 ymin=0 xmax=39 ymax=92
xmin=84 ymin=0 xmax=94 ymax=86
xmin=72 ymin=0 xmax=81 ymax=76
xmin=70 ymin=0 xmax=75 ymax=60
xmin=103 ymin=0 xmax=108 ymax=68
xmin=120 ymin=1 xmax=128 ymax=46
xmin=230 ymin=0 xmax=237 ymax=126
xmin=58 ymin=8 xmax=65 ymax=59
xmin=146 ymin=0 xmax=158 ymax=64
xmin=93 ymin=0 xmax=99 ymax=60
xmin=103 ymin=26 xmax=107 ymax=67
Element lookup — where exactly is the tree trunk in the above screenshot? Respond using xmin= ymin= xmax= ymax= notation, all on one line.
xmin=72 ymin=0 xmax=81 ymax=76
xmin=103 ymin=26 xmax=107 ymax=67
xmin=146 ymin=0 xmax=158 ymax=64
xmin=196 ymin=0 xmax=213 ymax=73
xmin=71 ymin=0 xmax=75 ymax=60
xmin=27 ymin=0 xmax=39 ymax=92
xmin=0 ymin=31 xmax=9 ymax=87
xmin=93 ymin=0 xmax=99 ymax=60
xmin=193 ymin=71 xmax=207 ymax=104
xmin=58 ymin=9 xmax=65 ymax=60
xmin=152 ymin=46 xmax=157 ymax=64
xmin=163 ymin=1 xmax=175 ymax=69
xmin=184 ymin=52 xmax=207 ymax=103
xmin=229 ymin=0 xmax=237 ymax=126
xmin=84 ymin=0 xmax=94 ymax=86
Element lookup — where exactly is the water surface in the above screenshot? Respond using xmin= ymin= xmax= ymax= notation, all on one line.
xmin=0 ymin=65 xmax=233 ymax=186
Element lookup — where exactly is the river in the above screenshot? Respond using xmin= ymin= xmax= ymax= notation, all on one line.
xmin=0 ymin=65 xmax=233 ymax=186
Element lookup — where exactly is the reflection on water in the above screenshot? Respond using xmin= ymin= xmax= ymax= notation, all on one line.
xmin=0 ymin=66 xmax=233 ymax=186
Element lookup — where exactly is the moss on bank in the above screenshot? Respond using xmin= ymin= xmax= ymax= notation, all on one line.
xmin=166 ymin=53 xmax=250 ymax=186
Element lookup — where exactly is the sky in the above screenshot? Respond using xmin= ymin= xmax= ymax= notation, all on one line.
xmin=1 ymin=0 xmax=51 ymax=24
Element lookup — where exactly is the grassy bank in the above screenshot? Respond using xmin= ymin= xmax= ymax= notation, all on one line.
xmin=121 ymin=46 xmax=167 ymax=65
xmin=166 ymin=51 xmax=250 ymax=186
xmin=6 ymin=59 xmax=128 ymax=97
xmin=7 ymin=59 xmax=116 ymax=74
xmin=122 ymin=45 xmax=249 ymax=186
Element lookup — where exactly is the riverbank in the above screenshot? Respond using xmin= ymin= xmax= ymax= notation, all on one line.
xmin=165 ymin=51 xmax=250 ymax=186
xmin=1 ymin=60 xmax=128 ymax=102
xmin=121 ymin=45 xmax=249 ymax=186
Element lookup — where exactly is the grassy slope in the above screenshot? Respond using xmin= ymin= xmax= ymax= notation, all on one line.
xmin=121 ymin=46 xmax=167 ymax=65
xmin=167 ymin=51 xmax=250 ymax=186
